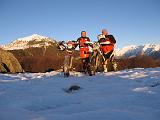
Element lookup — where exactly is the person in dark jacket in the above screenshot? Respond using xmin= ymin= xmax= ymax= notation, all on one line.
xmin=97 ymin=29 xmax=116 ymax=72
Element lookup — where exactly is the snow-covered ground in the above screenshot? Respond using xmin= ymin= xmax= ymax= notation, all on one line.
xmin=0 ymin=68 xmax=160 ymax=120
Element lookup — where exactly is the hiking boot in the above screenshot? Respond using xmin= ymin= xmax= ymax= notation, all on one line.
xmin=103 ymin=65 xmax=108 ymax=73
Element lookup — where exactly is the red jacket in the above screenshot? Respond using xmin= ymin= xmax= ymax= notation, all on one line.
xmin=99 ymin=35 xmax=116 ymax=53
xmin=77 ymin=37 xmax=90 ymax=58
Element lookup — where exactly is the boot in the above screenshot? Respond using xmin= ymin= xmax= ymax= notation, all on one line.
xmin=113 ymin=62 xmax=118 ymax=71
xmin=103 ymin=65 xmax=108 ymax=73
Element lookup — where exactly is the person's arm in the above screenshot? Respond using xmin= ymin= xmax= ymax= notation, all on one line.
xmin=74 ymin=38 xmax=80 ymax=48
xmin=86 ymin=37 xmax=93 ymax=47
xmin=107 ymin=35 xmax=116 ymax=44
xmin=76 ymin=38 xmax=80 ymax=43
xmin=87 ymin=37 xmax=90 ymax=42
xmin=57 ymin=41 xmax=66 ymax=51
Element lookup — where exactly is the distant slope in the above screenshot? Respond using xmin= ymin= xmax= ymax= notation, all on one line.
xmin=1 ymin=34 xmax=56 ymax=50
xmin=115 ymin=44 xmax=160 ymax=59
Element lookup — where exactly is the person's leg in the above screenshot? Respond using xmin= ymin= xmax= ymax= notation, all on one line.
xmin=103 ymin=60 xmax=108 ymax=72
xmin=95 ymin=53 xmax=99 ymax=70
xmin=84 ymin=57 xmax=92 ymax=73
xmin=103 ymin=51 xmax=113 ymax=72
xmin=108 ymin=51 xmax=118 ymax=71
xmin=102 ymin=54 xmax=108 ymax=73
xmin=82 ymin=58 xmax=87 ymax=73
xmin=69 ymin=55 xmax=73 ymax=69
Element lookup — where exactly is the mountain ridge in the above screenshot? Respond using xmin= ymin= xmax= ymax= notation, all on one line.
xmin=115 ymin=44 xmax=160 ymax=58
xmin=1 ymin=34 xmax=56 ymax=50
xmin=1 ymin=34 xmax=160 ymax=58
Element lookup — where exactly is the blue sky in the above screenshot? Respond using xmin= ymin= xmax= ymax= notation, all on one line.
xmin=0 ymin=0 xmax=160 ymax=48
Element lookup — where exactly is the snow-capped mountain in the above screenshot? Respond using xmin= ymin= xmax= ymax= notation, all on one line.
xmin=1 ymin=34 xmax=56 ymax=50
xmin=1 ymin=34 xmax=160 ymax=59
xmin=115 ymin=44 xmax=160 ymax=58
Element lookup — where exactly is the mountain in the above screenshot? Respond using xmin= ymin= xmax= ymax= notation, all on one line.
xmin=0 ymin=34 xmax=81 ymax=72
xmin=1 ymin=35 xmax=159 ymax=59
xmin=1 ymin=34 xmax=160 ymax=72
xmin=115 ymin=44 xmax=160 ymax=59
xmin=1 ymin=34 xmax=56 ymax=50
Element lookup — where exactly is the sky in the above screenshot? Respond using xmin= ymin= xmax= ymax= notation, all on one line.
xmin=0 ymin=0 xmax=160 ymax=48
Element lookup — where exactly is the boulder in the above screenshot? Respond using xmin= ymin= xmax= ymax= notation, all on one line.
xmin=0 ymin=49 xmax=23 ymax=73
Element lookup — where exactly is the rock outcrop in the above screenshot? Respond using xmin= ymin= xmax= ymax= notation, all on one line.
xmin=0 ymin=48 xmax=23 ymax=73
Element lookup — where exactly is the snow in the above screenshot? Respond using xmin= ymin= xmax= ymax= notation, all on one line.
xmin=16 ymin=34 xmax=48 ymax=42
xmin=0 ymin=68 xmax=160 ymax=120
xmin=115 ymin=44 xmax=160 ymax=58
xmin=132 ymin=87 xmax=149 ymax=92
xmin=1 ymin=34 xmax=55 ymax=50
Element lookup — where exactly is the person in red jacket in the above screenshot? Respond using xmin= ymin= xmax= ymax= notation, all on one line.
xmin=77 ymin=31 xmax=92 ymax=72
xmin=97 ymin=29 xmax=116 ymax=72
